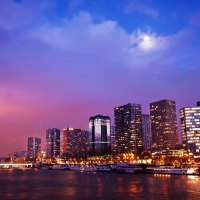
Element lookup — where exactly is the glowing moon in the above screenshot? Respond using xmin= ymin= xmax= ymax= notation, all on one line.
xmin=143 ymin=35 xmax=150 ymax=41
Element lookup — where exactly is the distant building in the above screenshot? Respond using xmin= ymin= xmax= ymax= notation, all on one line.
xmin=27 ymin=137 xmax=41 ymax=160
xmin=89 ymin=115 xmax=111 ymax=155
xmin=114 ymin=103 xmax=143 ymax=154
xmin=46 ymin=128 xmax=60 ymax=158
xmin=150 ymin=99 xmax=178 ymax=150
xmin=13 ymin=151 xmax=27 ymax=159
xmin=180 ymin=106 xmax=200 ymax=155
xmin=142 ymin=114 xmax=152 ymax=151
xmin=61 ymin=128 xmax=89 ymax=157
xmin=197 ymin=101 xmax=200 ymax=107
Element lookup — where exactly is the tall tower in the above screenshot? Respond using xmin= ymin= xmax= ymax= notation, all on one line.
xmin=150 ymin=99 xmax=178 ymax=150
xmin=180 ymin=106 xmax=200 ymax=155
xmin=89 ymin=115 xmax=111 ymax=155
xmin=114 ymin=103 xmax=143 ymax=154
xmin=27 ymin=137 xmax=41 ymax=160
xmin=142 ymin=114 xmax=152 ymax=151
xmin=197 ymin=101 xmax=200 ymax=107
xmin=46 ymin=128 xmax=60 ymax=158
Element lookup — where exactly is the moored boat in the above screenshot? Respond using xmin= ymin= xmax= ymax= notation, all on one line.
xmin=114 ymin=163 xmax=143 ymax=174
xmin=69 ymin=165 xmax=97 ymax=172
xmin=96 ymin=165 xmax=112 ymax=172
xmin=146 ymin=166 xmax=199 ymax=175
xmin=69 ymin=165 xmax=84 ymax=171
xmin=50 ymin=164 xmax=69 ymax=170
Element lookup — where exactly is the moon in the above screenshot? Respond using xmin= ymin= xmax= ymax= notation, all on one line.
xmin=143 ymin=35 xmax=150 ymax=41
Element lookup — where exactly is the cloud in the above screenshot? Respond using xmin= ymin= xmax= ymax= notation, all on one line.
xmin=125 ymin=0 xmax=159 ymax=18
xmin=22 ymin=11 xmax=197 ymax=73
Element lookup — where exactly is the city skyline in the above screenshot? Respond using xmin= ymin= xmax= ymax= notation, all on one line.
xmin=0 ymin=0 xmax=200 ymax=156
xmin=1 ymin=98 xmax=200 ymax=157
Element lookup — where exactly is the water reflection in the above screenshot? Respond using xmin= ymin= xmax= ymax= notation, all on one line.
xmin=0 ymin=170 xmax=200 ymax=200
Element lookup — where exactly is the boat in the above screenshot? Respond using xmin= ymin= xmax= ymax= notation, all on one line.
xmin=146 ymin=166 xmax=199 ymax=175
xmin=69 ymin=165 xmax=97 ymax=172
xmin=69 ymin=165 xmax=84 ymax=171
xmin=114 ymin=163 xmax=143 ymax=174
xmin=83 ymin=165 xmax=97 ymax=172
xmin=96 ymin=165 xmax=112 ymax=172
xmin=50 ymin=164 xmax=69 ymax=170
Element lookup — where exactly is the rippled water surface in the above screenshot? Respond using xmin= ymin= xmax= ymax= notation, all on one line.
xmin=0 ymin=169 xmax=200 ymax=200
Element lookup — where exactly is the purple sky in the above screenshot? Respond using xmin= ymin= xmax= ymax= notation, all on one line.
xmin=0 ymin=0 xmax=200 ymax=156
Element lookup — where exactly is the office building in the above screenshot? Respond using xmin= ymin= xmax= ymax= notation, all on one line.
xmin=150 ymin=99 xmax=178 ymax=150
xmin=46 ymin=128 xmax=60 ymax=158
xmin=114 ymin=103 xmax=143 ymax=153
xmin=89 ymin=115 xmax=111 ymax=155
xmin=110 ymin=125 xmax=116 ymax=153
xmin=142 ymin=114 xmax=152 ymax=151
xmin=61 ymin=128 xmax=89 ymax=157
xmin=180 ymin=106 xmax=200 ymax=155
xmin=27 ymin=137 xmax=41 ymax=160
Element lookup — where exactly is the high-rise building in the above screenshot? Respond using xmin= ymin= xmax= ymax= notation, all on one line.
xmin=110 ymin=125 xmax=116 ymax=153
xmin=197 ymin=101 xmax=200 ymax=107
xmin=46 ymin=128 xmax=60 ymax=158
xmin=180 ymin=106 xmax=200 ymax=155
xmin=150 ymin=99 xmax=178 ymax=150
xmin=61 ymin=128 xmax=89 ymax=157
xmin=114 ymin=103 xmax=143 ymax=154
xmin=89 ymin=115 xmax=111 ymax=155
xmin=142 ymin=114 xmax=152 ymax=151
xmin=27 ymin=137 xmax=41 ymax=160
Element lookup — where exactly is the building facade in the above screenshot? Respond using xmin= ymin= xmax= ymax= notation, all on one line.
xmin=180 ymin=105 xmax=200 ymax=155
xmin=142 ymin=114 xmax=152 ymax=151
xmin=27 ymin=137 xmax=41 ymax=160
xmin=150 ymin=99 xmax=178 ymax=150
xmin=61 ymin=128 xmax=89 ymax=157
xmin=89 ymin=115 xmax=111 ymax=155
xmin=110 ymin=125 xmax=116 ymax=153
xmin=46 ymin=128 xmax=60 ymax=158
xmin=114 ymin=103 xmax=143 ymax=154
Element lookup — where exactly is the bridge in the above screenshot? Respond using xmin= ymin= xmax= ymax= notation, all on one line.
xmin=0 ymin=163 xmax=33 ymax=168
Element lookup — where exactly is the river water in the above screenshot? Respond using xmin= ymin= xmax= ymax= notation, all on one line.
xmin=0 ymin=169 xmax=200 ymax=200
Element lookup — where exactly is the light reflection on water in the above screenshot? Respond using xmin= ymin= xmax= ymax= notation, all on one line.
xmin=0 ymin=170 xmax=200 ymax=200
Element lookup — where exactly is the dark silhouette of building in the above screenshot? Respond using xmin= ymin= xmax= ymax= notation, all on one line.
xmin=89 ymin=115 xmax=111 ymax=155
xmin=46 ymin=128 xmax=60 ymax=158
xmin=150 ymin=99 xmax=178 ymax=150
xmin=197 ymin=101 xmax=200 ymax=107
xmin=114 ymin=103 xmax=143 ymax=154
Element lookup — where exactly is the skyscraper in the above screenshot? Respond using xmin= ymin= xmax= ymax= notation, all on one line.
xmin=27 ymin=137 xmax=41 ymax=160
xmin=110 ymin=125 xmax=116 ymax=153
xmin=46 ymin=128 xmax=60 ymax=158
xmin=89 ymin=115 xmax=111 ymax=155
xmin=142 ymin=114 xmax=152 ymax=151
xmin=114 ymin=103 xmax=143 ymax=154
xmin=150 ymin=99 xmax=178 ymax=150
xmin=61 ymin=128 xmax=89 ymax=157
xmin=197 ymin=101 xmax=200 ymax=107
xmin=180 ymin=106 xmax=200 ymax=155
